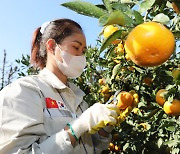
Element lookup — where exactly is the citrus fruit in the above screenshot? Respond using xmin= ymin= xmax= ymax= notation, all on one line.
xmin=133 ymin=93 xmax=139 ymax=99
xmin=133 ymin=107 xmax=139 ymax=114
xmin=98 ymin=78 xmax=105 ymax=85
xmin=115 ymin=42 xmax=124 ymax=54
xmin=108 ymin=142 xmax=115 ymax=151
xmin=103 ymin=25 xmax=119 ymax=38
xmin=163 ymin=99 xmax=180 ymax=116
xmin=172 ymin=68 xmax=180 ymax=80
xmin=116 ymin=91 xmax=134 ymax=109
xmin=124 ymin=21 xmax=175 ymax=67
xmin=143 ymin=77 xmax=153 ymax=86
xmin=125 ymin=53 xmax=131 ymax=61
xmin=139 ymin=122 xmax=148 ymax=130
xmin=156 ymin=89 xmax=168 ymax=106
xmin=101 ymin=86 xmax=110 ymax=94
xmin=114 ymin=145 xmax=121 ymax=152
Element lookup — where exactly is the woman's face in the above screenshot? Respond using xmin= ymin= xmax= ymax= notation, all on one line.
xmin=56 ymin=32 xmax=87 ymax=56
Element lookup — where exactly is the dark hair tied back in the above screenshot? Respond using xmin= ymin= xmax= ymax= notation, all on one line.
xmin=31 ymin=18 xmax=83 ymax=69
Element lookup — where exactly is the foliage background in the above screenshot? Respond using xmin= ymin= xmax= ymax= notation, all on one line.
xmin=62 ymin=0 xmax=180 ymax=153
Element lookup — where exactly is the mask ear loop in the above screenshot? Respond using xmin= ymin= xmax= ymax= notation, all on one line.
xmin=56 ymin=43 xmax=65 ymax=56
xmin=54 ymin=43 xmax=64 ymax=65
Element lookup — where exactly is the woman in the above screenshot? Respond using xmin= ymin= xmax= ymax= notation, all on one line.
xmin=0 ymin=19 xmax=120 ymax=154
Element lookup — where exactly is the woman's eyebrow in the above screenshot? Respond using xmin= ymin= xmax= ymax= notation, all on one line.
xmin=72 ymin=40 xmax=87 ymax=49
xmin=72 ymin=40 xmax=82 ymax=45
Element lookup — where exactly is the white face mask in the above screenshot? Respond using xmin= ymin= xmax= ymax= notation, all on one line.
xmin=54 ymin=44 xmax=86 ymax=79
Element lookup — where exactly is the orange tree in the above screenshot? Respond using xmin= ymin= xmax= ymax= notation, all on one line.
xmin=62 ymin=0 xmax=180 ymax=153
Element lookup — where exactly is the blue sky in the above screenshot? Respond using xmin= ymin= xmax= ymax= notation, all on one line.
xmin=0 ymin=0 xmax=179 ymax=65
xmin=0 ymin=0 xmax=102 ymax=63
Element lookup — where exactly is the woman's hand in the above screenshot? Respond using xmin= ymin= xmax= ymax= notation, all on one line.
xmin=67 ymin=103 xmax=120 ymax=141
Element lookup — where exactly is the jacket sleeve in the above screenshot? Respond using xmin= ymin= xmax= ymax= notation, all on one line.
xmin=0 ymin=79 xmax=74 ymax=154
xmin=92 ymin=131 xmax=112 ymax=154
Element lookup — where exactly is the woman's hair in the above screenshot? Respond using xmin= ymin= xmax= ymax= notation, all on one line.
xmin=31 ymin=18 xmax=83 ymax=69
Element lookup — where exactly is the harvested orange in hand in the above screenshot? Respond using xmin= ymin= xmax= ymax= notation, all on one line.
xmin=116 ymin=91 xmax=134 ymax=109
xmin=156 ymin=89 xmax=168 ymax=106
xmin=163 ymin=99 xmax=180 ymax=116
xmin=124 ymin=21 xmax=175 ymax=67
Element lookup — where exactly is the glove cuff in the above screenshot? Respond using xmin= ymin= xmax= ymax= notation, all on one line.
xmin=69 ymin=117 xmax=88 ymax=139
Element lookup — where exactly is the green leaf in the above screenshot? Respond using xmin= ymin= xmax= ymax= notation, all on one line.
xmin=103 ymin=0 xmax=112 ymax=12
xmin=133 ymin=10 xmax=144 ymax=25
xmin=111 ymin=2 xmax=132 ymax=13
xmin=166 ymin=126 xmax=175 ymax=132
xmin=157 ymin=138 xmax=163 ymax=148
xmin=159 ymin=90 xmax=168 ymax=97
xmin=112 ymin=3 xmax=143 ymax=25
xmin=153 ymin=13 xmax=170 ymax=24
xmin=111 ymin=63 xmax=121 ymax=80
xmin=165 ymin=70 xmax=172 ymax=76
xmin=164 ymin=140 xmax=177 ymax=146
xmin=133 ymin=66 xmax=145 ymax=73
xmin=61 ymin=1 xmax=106 ymax=18
xmin=100 ymin=30 xmax=122 ymax=52
xmin=172 ymin=148 xmax=180 ymax=154
xmin=123 ymin=142 xmax=130 ymax=151
xmin=121 ymin=0 xmax=133 ymax=3
xmin=99 ymin=10 xmax=133 ymax=26
xmin=139 ymin=0 xmax=156 ymax=14
xmin=167 ymin=95 xmax=174 ymax=103
xmin=173 ymin=32 xmax=180 ymax=39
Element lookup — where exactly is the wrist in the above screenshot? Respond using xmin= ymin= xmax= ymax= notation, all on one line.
xmin=69 ymin=117 xmax=88 ymax=139
xmin=98 ymin=128 xmax=109 ymax=138
xmin=64 ymin=125 xmax=77 ymax=146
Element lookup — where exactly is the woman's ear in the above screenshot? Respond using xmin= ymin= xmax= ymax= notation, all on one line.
xmin=46 ymin=39 xmax=56 ymax=54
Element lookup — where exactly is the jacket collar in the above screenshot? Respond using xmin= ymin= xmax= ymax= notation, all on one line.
xmin=39 ymin=68 xmax=67 ymax=89
xmin=39 ymin=68 xmax=85 ymax=109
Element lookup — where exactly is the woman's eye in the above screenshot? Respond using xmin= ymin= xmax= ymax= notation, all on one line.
xmin=74 ymin=46 xmax=79 ymax=50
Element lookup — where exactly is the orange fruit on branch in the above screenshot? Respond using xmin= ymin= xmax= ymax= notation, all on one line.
xmin=156 ymin=89 xmax=168 ymax=106
xmin=163 ymin=99 xmax=180 ymax=116
xmin=172 ymin=68 xmax=180 ymax=80
xmin=116 ymin=91 xmax=134 ymax=109
xmin=98 ymin=78 xmax=106 ymax=85
xmin=103 ymin=25 xmax=120 ymax=44
xmin=103 ymin=25 xmax=119 ymax=39
xmin=124 ymin=21 xmax=175 ymax=67
xmin=101 ymin=85 xmax=110 ymax=94
xmin=114 ymin=145 xmax=121 ymax=152
xmin=108 ymin=142 xmax=115 ymax=151
xmin=143 ymin=77 xmax=153 ymax=86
